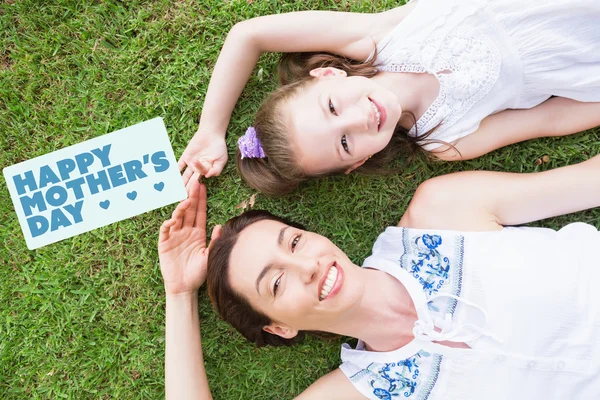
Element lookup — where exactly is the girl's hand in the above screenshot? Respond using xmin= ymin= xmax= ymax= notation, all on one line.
xmin=158 ymin=177 xmax=222 ymax=296
xmin=178 ymin=130 xmax=228 ymax=185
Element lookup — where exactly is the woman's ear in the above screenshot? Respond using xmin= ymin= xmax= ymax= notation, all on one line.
xmin=263 ymin=323 xmax=299 ymax=339
xmin=207 ymin=225 xmax=222 ymax=252
xmin=345 ymin=157 xmax=369 ymax=174
xmin=309 ymin=67 xmax=347 ymax=78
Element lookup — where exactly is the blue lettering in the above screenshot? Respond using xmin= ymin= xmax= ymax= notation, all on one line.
xmin=19 ymin=191 xmax=47 ymax=217
xmin=84 ymin=170 xmax=111 ymax=195
xmin=50 ymin=208 xmax=71 ymax=232
xmin=123 ymin=160 xmax=147 ymax=182
xmin=65 ymin=177 xmax=86 ymax=200
xmin=56 ymin=158 xmax=77 ymax=181
xmin=91 ymin=144 xmax=112 ymax=168
xmin=107 ymin=165 xmax=127 ymax=187
xmin=13 ymin=170 xmax=38 ymax=195
xmin=38 ymin=165 xmax=60 ymax=189
xmin=63 ymin=201 xmax=83 ymax=224
xmin=151 ymin=151 xmax=170 ymax=173
xmin=45 ymin=185 xmax=68 ymax=208
xmin=75 ymin=152 xmax=95 ymax=174
xmin=27 ymin=215 xmax=48 ymax=238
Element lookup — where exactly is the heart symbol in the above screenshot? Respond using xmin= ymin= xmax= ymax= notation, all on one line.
xmin=126 ymin=191 xmax=138 ymax=201
xmin=154 ymin=182 xmax=165 ymax=192
xmin=99 ymin=200 xmax=110 ymax=209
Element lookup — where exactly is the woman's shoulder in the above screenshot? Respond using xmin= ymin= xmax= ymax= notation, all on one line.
xmin=340 ymin=340 xmax=444 ymax=400
xmin=295 ymin=368 xmax=365 ymax=399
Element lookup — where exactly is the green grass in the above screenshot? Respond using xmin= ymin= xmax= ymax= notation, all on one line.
xmin=1 ymin=0 xmax=599 ymax=398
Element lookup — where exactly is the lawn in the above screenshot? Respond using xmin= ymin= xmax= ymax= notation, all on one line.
xmin=1 ymin=0 xmax=599 ymax=399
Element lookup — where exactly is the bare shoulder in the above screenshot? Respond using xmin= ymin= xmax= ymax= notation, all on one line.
xmin=399 ymin=171 xmax=504 ymax=232
xmin=398 ymin=175 xmax=453 ymax=229
xmin=370 ymin=2 xmax=418 ymax=44
xmin=295 ymin=369 xmax=367 ymax=400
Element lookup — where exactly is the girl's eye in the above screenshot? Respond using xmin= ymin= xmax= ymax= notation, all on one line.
xmin=341 ymin=135 xmax=349 ymax=153
xmin=291 ymin=234 xmax=302 ymax=252
xmin=273 ymin=275 xmax=282 ymax=296
xmin=329 ymin=99 xmax=337 ymax=116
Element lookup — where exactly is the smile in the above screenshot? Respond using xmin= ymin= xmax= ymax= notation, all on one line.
xmin=319 ymin=263 xmax=343 ymax=301
xmin=368 ymin=98 xmax=386 ymax=131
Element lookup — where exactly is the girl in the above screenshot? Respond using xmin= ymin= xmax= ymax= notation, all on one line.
xmin=179 ymin=0 xmax=600 ymax=195
xmin=159 ymin=155 xmax=600 ymax=399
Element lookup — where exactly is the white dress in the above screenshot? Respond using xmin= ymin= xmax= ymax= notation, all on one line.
xmin=375 ymin=0 xmax=600 ymax=149
xmin=339 ymin=223 xmax=600 ymax=399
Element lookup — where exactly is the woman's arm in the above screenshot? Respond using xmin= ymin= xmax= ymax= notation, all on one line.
xmin=400 ymin=154 xmax=600 ymax=231
xmin=159 ymin=178 xmax=218 ymax=399
xmin=434 ymin=97 xmax=600 ymax=161
xmin=165 ymin=293 xmax=212 ymax=400
xmin=179 ymin=7 xmax=408 ymax=179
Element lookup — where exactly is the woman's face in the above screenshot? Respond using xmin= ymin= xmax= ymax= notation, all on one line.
xmin=285 ymin=68 xmax=403 ymax=175
xmin=228 ymin=219 xmax=365 ymax=339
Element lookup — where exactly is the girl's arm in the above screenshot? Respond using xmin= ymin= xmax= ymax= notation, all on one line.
xmin=179 ymin=7 xmax=408 ymax=179
xmin=434 ymin=97 xmax=600 ymax=161
xmin=400 ymin=154 xmax=600 ymax=231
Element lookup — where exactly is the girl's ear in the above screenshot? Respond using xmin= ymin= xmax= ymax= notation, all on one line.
xmin=309 ymin=67 xmax=347 ymax=78
xmin=345 ymin=157 xmax=369 ymax=174
xmin=263 ymin=323 xmax=299 ymax=339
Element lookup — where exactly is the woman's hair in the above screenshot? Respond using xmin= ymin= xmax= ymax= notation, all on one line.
xmin=206 ymin=210 xmax=308 ymax=347
xmin=236 ymin=51 xmax=433 ymax=196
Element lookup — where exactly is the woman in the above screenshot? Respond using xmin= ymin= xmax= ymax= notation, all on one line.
xmin=160 ymin=157 xmax=600 ymax=399
xmin=178 ymin=0 xmax=600 ymax=194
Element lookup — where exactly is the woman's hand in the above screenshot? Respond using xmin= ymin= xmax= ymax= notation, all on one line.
xmin=158 ymin=176 xmax=221 ymax=296
xmin=178 ymin=130 xmax=228 ymax=185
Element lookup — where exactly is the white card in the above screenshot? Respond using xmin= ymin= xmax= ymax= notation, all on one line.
xmin=3 ymin=117 xmax=187 ymax=249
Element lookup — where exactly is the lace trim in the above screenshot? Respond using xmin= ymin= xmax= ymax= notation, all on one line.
xmin=377 ymin=25 xmax=501 ymax=139
xmin=380 ymin=63 xmax=426 ymax=74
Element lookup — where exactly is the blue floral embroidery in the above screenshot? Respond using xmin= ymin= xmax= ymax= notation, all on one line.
xmin=398 ymin=230 xmax=464 ymax=316
xmin=422 ymin=234 xmax=442 ymax=249
xmin=406 ymin=234 xmax=451 ymax=297
xmin=366 ymin=351 xmax=440 ymax=399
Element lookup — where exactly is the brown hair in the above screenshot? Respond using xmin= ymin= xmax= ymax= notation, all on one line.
xmin=237 ymin=52 xmax=435 ymax=196
xmin=206 ymin=210 xmax=309 ymax=346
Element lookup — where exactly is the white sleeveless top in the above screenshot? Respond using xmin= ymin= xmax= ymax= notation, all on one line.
xmin=339 ymin=223 xmax=600 ymax=399
xmin=375 ymin=0 xmax=600 ymax=149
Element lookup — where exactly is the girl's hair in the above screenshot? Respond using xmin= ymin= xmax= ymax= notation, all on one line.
xmin=236 ymin=52 xmax=432 ymax=196
xmin=206 ymin=210 xmax=308 ymax=347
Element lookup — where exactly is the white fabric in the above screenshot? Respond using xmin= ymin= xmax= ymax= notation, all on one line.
xmin=339 ymin=223 xmax=600 ymax=399
xmin=375 ymin=0 xmax=600 ymax=149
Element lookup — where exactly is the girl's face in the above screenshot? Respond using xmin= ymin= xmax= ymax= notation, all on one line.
xmin=228 ymin=219 xmax=365 ymax=339
xmin=285 ymin=68 xmax=403 ymax=175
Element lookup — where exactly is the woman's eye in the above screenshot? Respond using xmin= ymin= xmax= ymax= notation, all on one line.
xmin=291 ymin=234 xmax=302 ymax=251
xmin=273 ymin=276 xmax=282 ymax=295
xmin=341 ymin=135 xmax=349 ymax=153
xmin=328 ymin=99 xmax=337 ymax=116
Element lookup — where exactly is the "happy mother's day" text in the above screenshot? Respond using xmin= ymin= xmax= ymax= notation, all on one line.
xmin=12 ymin=144 xmax=170 ymax=237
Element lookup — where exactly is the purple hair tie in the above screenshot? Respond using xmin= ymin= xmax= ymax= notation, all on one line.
xmin=238 ymin=126 xmax=266 ymax=159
